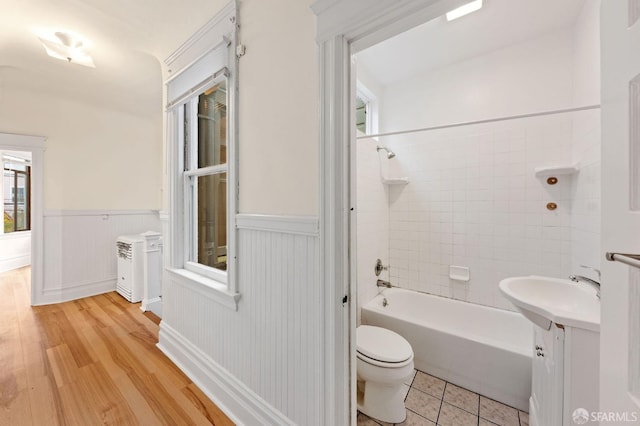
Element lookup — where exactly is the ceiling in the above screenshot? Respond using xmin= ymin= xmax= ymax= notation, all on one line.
xmin=356 ymin=0 xmax=586 ymax=87
xmin=0 ymin=0 xmax=228 ymax=115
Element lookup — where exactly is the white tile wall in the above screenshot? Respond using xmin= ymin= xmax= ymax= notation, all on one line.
xmin=384 ymin=115 xmax=583 ymax=310
xmin=355 ymin=3 xmax=601 ymax=313
xmin=570 ymin=109 xmax=601 ymax=277
xmin=356 ymin=136 xmax=390 ymax=324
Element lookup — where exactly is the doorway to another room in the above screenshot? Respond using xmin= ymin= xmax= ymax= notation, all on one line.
xmin=0 ymin=133 xmax=44 ymax=305
xmin=1 ymin=150 xmax=32 ymax=275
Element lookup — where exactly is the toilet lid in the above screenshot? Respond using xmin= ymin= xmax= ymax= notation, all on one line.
xmin=356 ymin=325 xmax=413 ymax=364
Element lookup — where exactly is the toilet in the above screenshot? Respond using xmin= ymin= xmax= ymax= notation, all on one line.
xmin=356 ymin=325 xmax=414 ymax=423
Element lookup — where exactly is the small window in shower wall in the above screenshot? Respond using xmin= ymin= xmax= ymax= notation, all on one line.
xmin=356 ymin=96 xmax=367 ymax=133
xmin=356 ymin=82 xmax=379 ymax=135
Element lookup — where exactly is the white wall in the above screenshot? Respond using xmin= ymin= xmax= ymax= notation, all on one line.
xmin=0 ymin=57 xmax=163 ymax=303
xmin=356 ymin=136 xmax=389 ymax=324
xmin=356 ymin=21 xmax=601 ymax=311
xmin=36 ymin=210 xmax=160 ymax=304
xmin=161 ymin=219 xmax=321 ymax=425
xmin=159 ymin=2 xmax=324 ymax=424
xmin=385 ymin=115 xmax=574 ymax=310
xmin=238 ymin=0 xmax=318 ymax=215
xmin=380 ymin=29 xmax=575 ymax=134
xmin=570 ymin=0 xmax=601 ymax=278
xmin=0 ymin=86 xmax=162 ymax=210
xmin=384 ymin=30 xmax=576 ymax=310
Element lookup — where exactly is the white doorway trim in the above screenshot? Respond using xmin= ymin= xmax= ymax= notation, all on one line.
xmin=311 ymin=0 xmax=474 ymax=423
xmin=0 ymin=132 xmax=45 ymax=306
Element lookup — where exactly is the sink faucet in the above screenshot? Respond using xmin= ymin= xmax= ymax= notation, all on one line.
xmin=377 ymin=279 xmax=392 ymax=288
xmin=569 ymin=265 xmax=601 ymax=298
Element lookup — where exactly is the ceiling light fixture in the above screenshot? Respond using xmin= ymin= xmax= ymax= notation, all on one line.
xmin=446 ymin=0 xmax=483 ymax=21
xmin=38 ymin=31 xmax=95 ymax=68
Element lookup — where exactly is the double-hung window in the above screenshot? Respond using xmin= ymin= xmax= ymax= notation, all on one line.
xmin=165 ymin=1 xmax=239 ymax=309
xmin=182 ymin=82 xmax=229 ymax=282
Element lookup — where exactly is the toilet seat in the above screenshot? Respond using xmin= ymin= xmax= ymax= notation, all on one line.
xmin=357 ymin=325 xmax=413 ymax=368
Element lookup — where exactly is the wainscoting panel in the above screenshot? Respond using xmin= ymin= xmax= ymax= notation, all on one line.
xmin=37 ymin=210 xmax=160 ymax=305
xmin=159 ymin=215 xmax=322 ymax=425
xmin=0 ymin=231 xmax=31 ymax=273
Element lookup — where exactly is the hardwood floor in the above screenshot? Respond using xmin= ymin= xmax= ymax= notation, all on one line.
xmin=0 ymin=267 xmax=234 ymax=425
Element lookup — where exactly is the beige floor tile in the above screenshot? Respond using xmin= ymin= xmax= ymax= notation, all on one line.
xmin=405 ymin=388 xmax=441 ymax=423
xmin=479 ymin=418 xmax=499 ymax=426
xmin=437 ymin=402 xmax=478 ymax=426
xmin=411 ymin=372 xmax=446 ymax=399
xmin=395 ymin=409 xmax=436 ymax=426
xmin=443 ymin=382 xmax=479 ymax=415
xmin=479 ymin=396 xmax=520 ymax=426
xmin=519 ymin=411 xmax=529 ymax=426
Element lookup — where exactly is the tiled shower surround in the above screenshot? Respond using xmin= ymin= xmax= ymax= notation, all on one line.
xmin=384 ymin=111 xmax=600 ymax=311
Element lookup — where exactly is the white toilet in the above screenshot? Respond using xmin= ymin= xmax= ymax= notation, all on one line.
xmin=356 ymin=325 xmax=414 ymax=423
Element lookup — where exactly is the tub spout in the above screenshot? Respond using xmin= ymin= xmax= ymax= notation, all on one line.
xmin=377 ymin=279 xmax=392 ymax=288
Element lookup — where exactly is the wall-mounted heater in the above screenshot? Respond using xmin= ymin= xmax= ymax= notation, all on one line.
xmin=116 ymin=234 xmax=145 ymax=303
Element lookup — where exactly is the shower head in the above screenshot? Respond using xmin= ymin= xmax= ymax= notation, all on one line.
xmin=376 ymin=145 xmax=396 ymax=159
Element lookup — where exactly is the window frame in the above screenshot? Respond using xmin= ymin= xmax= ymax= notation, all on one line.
xmin=182 ymin=88 xmax=229 ymax=283
xmin=356 ymin=81 xmax=379 ymax=136
xmin=165 ymin=2 xmax=240 ymax=310
xmin=3 ymin=162 xmax=31 ymax=233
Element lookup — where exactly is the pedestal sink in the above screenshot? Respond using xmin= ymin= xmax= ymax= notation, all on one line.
xmin=498 ymin=275 xmax=600 ymax=331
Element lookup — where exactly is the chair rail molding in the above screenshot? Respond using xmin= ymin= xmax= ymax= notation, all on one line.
xmin=235 ymin=214 xmax=319 ymax=236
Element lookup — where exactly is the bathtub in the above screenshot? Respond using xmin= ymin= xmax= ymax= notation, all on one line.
xmin=361 ymin=288 xmax=533 ymax=411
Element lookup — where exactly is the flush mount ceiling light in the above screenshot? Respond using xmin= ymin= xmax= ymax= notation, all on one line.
xmin=38 ymin=31 xmax=95 ymax=68
xmin=446 ymin=0 xmax=483 ymax=21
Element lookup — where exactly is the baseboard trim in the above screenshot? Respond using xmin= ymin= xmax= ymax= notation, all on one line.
xmin=141 ymin=296 xmax=163 ymax=318
xmin=157 ymin=322 xmax=294 ymax=426
xmin=0 ymin=255 xmax=30 ymax=273
xmin=35 ymin=278 xmax=117 ymax=306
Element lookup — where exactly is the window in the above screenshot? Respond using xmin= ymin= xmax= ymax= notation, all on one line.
xmin=356 ymin=82 xmax=379 ymax=135
xmin=165 ymin=1 xmax=239 ymax=308
xmin=3 ymin=159 xmax=30 ymax=233
xmin=355 ymin=96 xmax=367 ymax=133
xmin=183 ymin=82 xmax=229 ymax=282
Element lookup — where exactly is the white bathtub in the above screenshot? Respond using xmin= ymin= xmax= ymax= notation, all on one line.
xmin=361 ymin=288 xmax=533 ymax=411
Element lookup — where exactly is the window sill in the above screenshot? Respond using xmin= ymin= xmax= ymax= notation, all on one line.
xmin=167 ymin=268 xmax=240 ymax=311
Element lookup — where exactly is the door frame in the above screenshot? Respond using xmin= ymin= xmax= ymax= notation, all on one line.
xmin=0 ymin=133 xmax=45 ymax=306
xmin=311 ymin=0 xmax=472 ymax=423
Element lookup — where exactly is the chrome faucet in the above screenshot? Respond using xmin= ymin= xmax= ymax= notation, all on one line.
xmin=569 ymin=265 xmax=601 ymax=298
xmin=376 ymin=279 xmax=392 ymax=288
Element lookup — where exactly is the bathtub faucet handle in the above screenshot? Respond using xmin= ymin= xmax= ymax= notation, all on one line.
xmin=375 ymin=259 xmax=389 ymax=277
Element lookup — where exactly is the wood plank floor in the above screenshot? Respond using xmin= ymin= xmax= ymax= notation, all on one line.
xmin=0 ymin=267 xmax=234 ymax=426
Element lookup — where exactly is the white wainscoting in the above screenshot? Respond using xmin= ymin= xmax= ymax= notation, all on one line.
xmin=158 ymin=214 xmax=322 ymax=425
xmin=0 ymin=231 xmax=31 ymax=273
xmin=35 ymin=210 xmax=161 ymax=305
